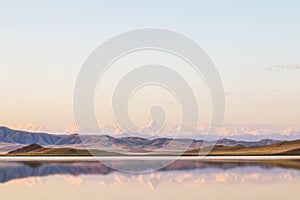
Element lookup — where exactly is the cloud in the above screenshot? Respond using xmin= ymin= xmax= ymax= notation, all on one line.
xmin=13 ymin=124 xmax=48 ymax=132
xmin=267 ymin=64 xmax=300 ymax=71
xmin=64 ymin=124 xmax=81 ymax=134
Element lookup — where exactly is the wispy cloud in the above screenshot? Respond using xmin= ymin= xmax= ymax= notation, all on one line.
xmin=13 ymin=124 xmax=48 ymax=133
xmin=267 ymin=64 xmax=300 ymax=71
xmin=64 ymin=124 xmax=81 ymax=134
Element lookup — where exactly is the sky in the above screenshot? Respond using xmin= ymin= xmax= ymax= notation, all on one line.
xmin=0 ymin=0 xmax=300 ymax=136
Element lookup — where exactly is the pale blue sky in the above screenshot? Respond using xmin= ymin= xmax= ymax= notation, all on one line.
xmin=0 ymin=0 xmax=299 ymax=133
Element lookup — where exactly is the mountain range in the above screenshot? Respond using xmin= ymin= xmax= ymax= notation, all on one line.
xmin=0 ymin=126 xmax=286 ymax=153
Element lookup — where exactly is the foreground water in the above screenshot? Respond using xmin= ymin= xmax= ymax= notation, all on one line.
xmin=0 ymin=157 xmax=300 ymax=200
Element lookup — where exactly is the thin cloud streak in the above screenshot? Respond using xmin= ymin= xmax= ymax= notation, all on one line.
xmin=267 ymin=64 xmax=300 ymax=71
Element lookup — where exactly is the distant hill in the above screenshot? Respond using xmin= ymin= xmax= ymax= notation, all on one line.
xmin=186 ymin=139 xmax=300 ymax=156
xmin=0 ymin=126 xmax=78 ymax=145
xmin=6 ymin=143 xmax=122 ymax=156
xmin=9 ymin=143 xmax=43 ymax=154
xmin=4 ymin=139 xmax=300 ymax=156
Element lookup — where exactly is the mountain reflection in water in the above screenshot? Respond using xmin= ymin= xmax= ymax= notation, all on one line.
xmin=1 ymin=159 xmax=300 ymax=185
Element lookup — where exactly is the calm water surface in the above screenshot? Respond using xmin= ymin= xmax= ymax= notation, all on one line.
xmin=0 ymin=157 xmax=300 ymax=200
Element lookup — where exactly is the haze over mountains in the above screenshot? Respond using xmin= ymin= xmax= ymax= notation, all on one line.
xmin=0 ymin=126 xmax=292 ymax=153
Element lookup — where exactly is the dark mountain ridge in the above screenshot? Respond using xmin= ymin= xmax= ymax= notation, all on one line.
xmin=8 ymin=143 xmax=43 ymax=154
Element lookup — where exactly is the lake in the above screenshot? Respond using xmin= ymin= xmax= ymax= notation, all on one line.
xmin=0 ymin=157 xmax=300 ymax=200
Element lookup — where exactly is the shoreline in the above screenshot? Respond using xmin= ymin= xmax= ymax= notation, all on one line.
xmin=1 ymin=155 xmax=300 ymax=161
